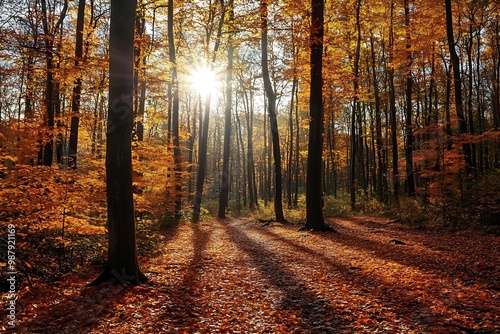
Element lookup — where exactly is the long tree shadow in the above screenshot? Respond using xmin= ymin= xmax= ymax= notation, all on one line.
xmin=16 ymin=224 xmax=187 ymax=334
xmin=223 ymin=220 xmax=350 ymax=332
xmin=16 ymin=275 xmax=147 ymax=333
xmin=325 ymin=218 xmax=499 ymax=289
xmin=248 ymin=222 xmax=497 ymax=332
xmin=156 ymin=221 xmax=212 ymax=330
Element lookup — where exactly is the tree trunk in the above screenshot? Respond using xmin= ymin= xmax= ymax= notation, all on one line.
xmin=287 ymin=77 xmax=297 ymax=207
xmin=91 ymin=0 xmax=146 ymax=286
xmin=466 ymin=23 xmax=477 ymax=173
xmin=294 ymin=83 xmax=300 ymax=206
xmin=193 ymin=95 xmax=211 ymax=221
xmin=192 ymin=0 xmax=226 ymax=220
xmin=260 ymin=0 xmax=286 ymax=223
xmin=370 ymin=33 xmax=387 ymax=203
xmin=404 ymin=0 xmax=415 ymax=196
xmin=40 ymin=0 xmax=67 ymax=166
xmin=305 ymin=0 xmax=329 ymax=231
xmin=235 ymin=108 xmax=247 ymax=207
xmin=168 ymin=0 xmax=182 ymax=220
xmin=445 ymin=0 xmax=472 ymax=173
xmin=134 ymin=6 xmax=146 ymax=142
xmin=245 ymin=93 xmax=257 ymax=209
xmin=68 ymin=0 xmax=86 ymax=168
xmin=218 ymin=0 xmax=234 ymax=218
xmin=350 ymin=0 xmax=362 ymax=210
xmin=389 ymin=0 xmax=400 ymax=204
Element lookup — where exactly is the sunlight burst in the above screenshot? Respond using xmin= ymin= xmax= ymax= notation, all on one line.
xmin=189 ymin=66 xmax=219 ymax=97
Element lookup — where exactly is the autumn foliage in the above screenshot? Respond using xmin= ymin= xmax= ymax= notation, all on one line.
xmin=1 ymin=0 xmax=500 ymax=332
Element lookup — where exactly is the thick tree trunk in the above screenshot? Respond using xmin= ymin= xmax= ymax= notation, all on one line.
xmin=91 ymin=0 xmax=146 ymax=286
xmin=305 ymin=0 xmax=329 ymax=231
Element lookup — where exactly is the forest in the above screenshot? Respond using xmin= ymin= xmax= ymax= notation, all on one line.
xmin=0 ymin=0 xmax=499 ymax=332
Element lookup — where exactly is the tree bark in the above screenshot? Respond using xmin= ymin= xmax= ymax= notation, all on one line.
xmin=168 ymin=0 xmax=182 ymax=220
xmin=39 ymin=0 xmax=68 ymax=166
xmin=192 ymin=0 xmax=226 ymax=220
xmin=389 ymin=0 xmax=400 ymax=204
xmin=260 ymin=0 xmax=286 ymax=223
xmin=91 ymin=0 xmax=146 ymax=286
xmin=404 ymin=0 xmax=415 ymax=196
xmin=370 ymin=33 xmax=387 ymax=203
xmin=350 ymin=0 xmax=362 ymax=210
xmin=218 ymin=0 xmax=234 ymax=218
xmin=68 ymin=0 xmax=86 ymax=168
xmin=445 ymin=0 xmax=472 ymax=173
xmin=305 ymin=0 xmax=329 ymax=231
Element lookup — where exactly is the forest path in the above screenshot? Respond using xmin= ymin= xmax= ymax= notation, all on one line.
xmin=15 ymin=217 xmax=499 ymax=333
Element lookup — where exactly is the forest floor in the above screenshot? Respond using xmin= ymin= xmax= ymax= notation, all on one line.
xmin=9 ymin=216 xmax=500 ymax=333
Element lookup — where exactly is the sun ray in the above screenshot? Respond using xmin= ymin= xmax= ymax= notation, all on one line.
xmin=189 ymin=65 xmax=219 ymax=97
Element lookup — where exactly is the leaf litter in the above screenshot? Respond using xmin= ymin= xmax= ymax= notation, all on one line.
xmin=10 ymin=217 xmax=499 ymax=333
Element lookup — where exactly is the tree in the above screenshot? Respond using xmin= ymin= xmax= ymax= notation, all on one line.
xmin=445 ymin=0 xmax=472 ymax=173
xmin=218 ymin=0 xmax=235 ymax=219
xmin=193 ymin=0 xmax=226 ymax=221
xmin=39 ymin=0 xmax=68 ymax=166
xmin=404 ymin=0 xmax=415 ymax=196
xmin=305 ymin=0 xmax=329 ymax=231
xmin=349 ymin=0 xmax=362 ymax=210
xmin=260 ymin=0 xmax=286 ymax=223
xmin=168 ymin=0 xmax=182 ymax=220
xmin=91 ymin=0 xmax=146 ymax=286
xmin=68 ymin=0 xmax=86 ymax=169
xmin=388 ymin=0 xmax=400 ymax=204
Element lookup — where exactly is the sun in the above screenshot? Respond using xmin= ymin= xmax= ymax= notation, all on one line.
xmin=189 ymin=65 xmax=219 ymax=97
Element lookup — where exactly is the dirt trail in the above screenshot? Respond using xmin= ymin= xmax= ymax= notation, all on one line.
xmin=14 ymin=217 xmax=499 ymax=333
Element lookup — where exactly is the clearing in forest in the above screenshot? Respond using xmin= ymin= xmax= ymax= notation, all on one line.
xmin=12 ymin=217 xmax=500 ymax=333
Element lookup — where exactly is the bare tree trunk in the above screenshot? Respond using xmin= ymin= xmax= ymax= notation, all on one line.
xmin=404 ymin=0 xmax=415 ymax=196
xmin=287 ymin=77 xmax=297 ymax=207
xmin=91 ymin=0 xmax=146 ymax=286
xmin=68 ymin=0 xmax=85 ymax=168
xmin=168 ymin=0 xmax=182 ymax=220
xmin=135 ymin=5 xmax=147 ymax=142
xmin=235 ymin=108 xmax=247 ymax=207
xmin=260 ymin=0 xmax=285 ymax=222
xmin=294 ymin=83 xmax=300 ymax=205
xmin=244 ymin=91 xmax=257 ymax=209
xmin=218 ymin=0 xmax=234 ymax=218
xmin=193 ymin=94 xmax=211 ymax=220
xmin=350 ymin=0 xmax=362 ymax=210
xmin=39 ymin=0 xmax=68 ymax=166
xmin=305 ymin=0 xmax=329 ymax=231
xmin=187 ymin=97 xmax=197 ymax=203
xmin=193 ymin=1 xmax=226 ymax=220
xmin=445 ymin=0 xmax=472 ymax=173
xmin=370 ymin=33 xmax=387 ymax=203
xmin=389 ymin=0 xmax=400 ymax=203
